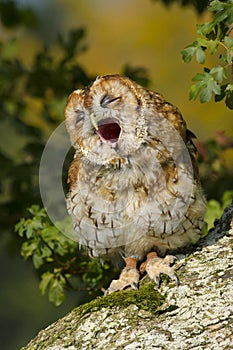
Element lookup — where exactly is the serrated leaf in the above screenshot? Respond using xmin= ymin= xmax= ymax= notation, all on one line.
xmin=25 ymin=225 xmax=33 ymax=239
xmin=192 ymin=72 xmax=208 ymax=82
xmin=226 ymin=51 xmax=233 ymax=64
xmin=219 ymin=53 xmax=227 ymax=63
xmin=197 ymin=22 xmax=215 ymax=36
xmin=191 ymin=69 xmax=222 ymax=103
xmin=181 ymin=46 xmax=196 ymax=63
xmin=222 ymin=190 xmax=233 ymax=208
xmin=213 ymin=1 xmax=233 ymax=25
xmin=210 ymin=66 xmax=227 ymax=83
xmin=224 ymin=36 xmax=233 ymax=49
xmin=189 ymin=84 xmax=202 ymax=100
xmin=21 ymin=241 xmax=38 ymax=258
xmin=211 ymin=80 xmax=221 ymax=95
xmin=28 ymin=205 xmax=45 ymax=216
xmin=208 ymin=0 xmax=224 ymax=12
xmin=15 ymin=219 xmax=26 ymax=237
xmin=200 ymin=86 xmax=213 ymax=103
xmin=32 ymin=253 xmax=44 ymax=268
xmin=40 ymin=245 xmax=53 ymax=258
xmin=41 ymin=226 xmax=59 ymax=242
xmin=196 ymin=37 xmax=209 ymax=47
xmin=196 ymin=47 xmax=206 ymax=64
xmin=39 ymin=272 xmax=54 ymax=295
xmin=48 ymin=278 xmax=65 ymax=306
xmin=200 ymin=79 xmax=221 ymax=102
xmin=208 ymin=39 xmax=219 ymax=54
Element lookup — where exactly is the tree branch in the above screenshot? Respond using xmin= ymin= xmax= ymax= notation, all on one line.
xmin=21 ymin=201 xmax=233 ymax=350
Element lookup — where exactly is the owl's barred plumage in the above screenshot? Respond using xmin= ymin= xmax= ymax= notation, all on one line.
xmin=65 ymin=75 xmax=206 ymax=291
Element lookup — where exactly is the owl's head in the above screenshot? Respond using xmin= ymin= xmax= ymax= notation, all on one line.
xmin=65 ymin=75 xmax=149 ymax=165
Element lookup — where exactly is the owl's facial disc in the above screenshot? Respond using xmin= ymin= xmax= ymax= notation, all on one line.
xmin=97 ymin=118 xmax=121 ymax=147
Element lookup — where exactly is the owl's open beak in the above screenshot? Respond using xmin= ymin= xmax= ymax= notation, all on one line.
xmin=97 ymin=118 xmax=121 ymax=147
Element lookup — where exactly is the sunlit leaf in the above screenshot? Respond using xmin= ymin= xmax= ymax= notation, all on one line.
xmin=32 ymin=253 xmax=44 ymax=269
xmin=48 ymin=277 xmax=65 ymax=306
xmin=39 ymin=272 xmax=54 ymax=295
xmin=210 ymin=66 xmax=227 ymax=83
xmin=196 ymin=47 xmax=206 ymax=64
xmin=182 ymin=45 xmax=196 ymax=63
xmin=224 ymin=36 xmax=233 ymax=49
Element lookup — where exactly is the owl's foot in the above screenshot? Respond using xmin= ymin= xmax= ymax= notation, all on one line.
xmin=104 ymin=257 xmax=139 ymax=295
xmin=140 ymin=252 xmax=180 ymax=287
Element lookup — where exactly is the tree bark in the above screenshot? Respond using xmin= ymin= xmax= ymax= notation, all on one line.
xmin=21 ymin=202 xmax=233 ymax=350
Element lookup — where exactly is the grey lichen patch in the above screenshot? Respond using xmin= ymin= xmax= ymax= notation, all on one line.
xmin=21 ymin=202 xmax=233 ymax=350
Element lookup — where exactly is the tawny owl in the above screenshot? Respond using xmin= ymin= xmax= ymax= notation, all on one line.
xmin=65 ymin=75 xmax=206 ymax=293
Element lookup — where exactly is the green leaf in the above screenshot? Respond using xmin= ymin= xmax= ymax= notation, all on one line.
xmin=15 ymin=219 xmax=26 ymax=237
xmin=196 ymin=37 xmax=209 ymax=47
xmin=25 ymin=225 xmax=33 ymax=239
xmin=219 ymin=53 xmax=227 ymax=63
xmin=190 ymin=70 xmax=221 ymax=103
xmin=208 ymin=39 xmax=219 ymax=54
xmin=201 ymin=80 xmax=221 ymax=101
xmin=189 ymin=83 xmax=202 ymax=100
xmin=210 ymin=0 xmax=233 ymax=26
xmin=32 ymin=253 xmax=44 ymax=269
xmin=210 ymin=66 xmax=227 ymax=83
xmin=226 ymin=50 xmax=233 ymax=64
xmin=197 ymin=22 xmax=215 ymax=36
xmin=41 ymin=226 xmax=59 ymax=242
xmin=28 ymin=205 xmax=46 ymax=217
xmin=196 ymin=47 xmax=206 ymax=64
xmin=48 ymin=277 xmax=65 ymax=306
xmin=40 ymin=245 xmax=53 ymax=259
xmin=224 ymin=36 xmax=233 ymax=49
xmin=182 ymin=41 xmax=207 ymax=64
xmin=182 ymin=46 xmax=196 ymax=63
xmin=208 ymin=0 xmax=225 ymax=12
xmin=192 ymin=72 xmax=208 ymax=82
xmin=21 ymin=241 xmax=38 ymax=258
xmin=39 ymin=272 xmax=54 ymax=295
xmin=200 ymin=86 xmax=213 ymax=103
xmin=222 ymin=190 xmax=233 ymax=208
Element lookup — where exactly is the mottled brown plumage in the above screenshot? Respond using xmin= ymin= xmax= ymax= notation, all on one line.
xmin=65 ymin=75 xmax=206 ymax=293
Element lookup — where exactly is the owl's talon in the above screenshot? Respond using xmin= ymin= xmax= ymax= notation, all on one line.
xmin=144 ymin=252 xmax=180 ymax=287
xmin=104 ymin=268 xmax=140 ymax=295
xmin=104 ymin=257 xmax=139 ymax=295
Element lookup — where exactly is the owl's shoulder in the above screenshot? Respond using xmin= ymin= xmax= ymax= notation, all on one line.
xmin=144 ymin=90 xmax=186 ymax=141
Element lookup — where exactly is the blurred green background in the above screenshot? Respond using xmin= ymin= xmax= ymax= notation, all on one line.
xmin=0 ymin=1 xmax=232 ymax=349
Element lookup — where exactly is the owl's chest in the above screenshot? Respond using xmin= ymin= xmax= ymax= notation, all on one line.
xmin=67 ymin=159 xmax=153 ymax=249
xmin=66 ymin=148 xmax=197 ymax=252
xmin=68 ymin=160 xmax=149 ymax=221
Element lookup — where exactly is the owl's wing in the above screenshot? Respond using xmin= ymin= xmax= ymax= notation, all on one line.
xmin=148 ymin=90 xmax=200 ymax=181
xmin=67 ymin=154 xmax=80 ymax=192
xmin=147 ymin=90 xmax=187 ymax=139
